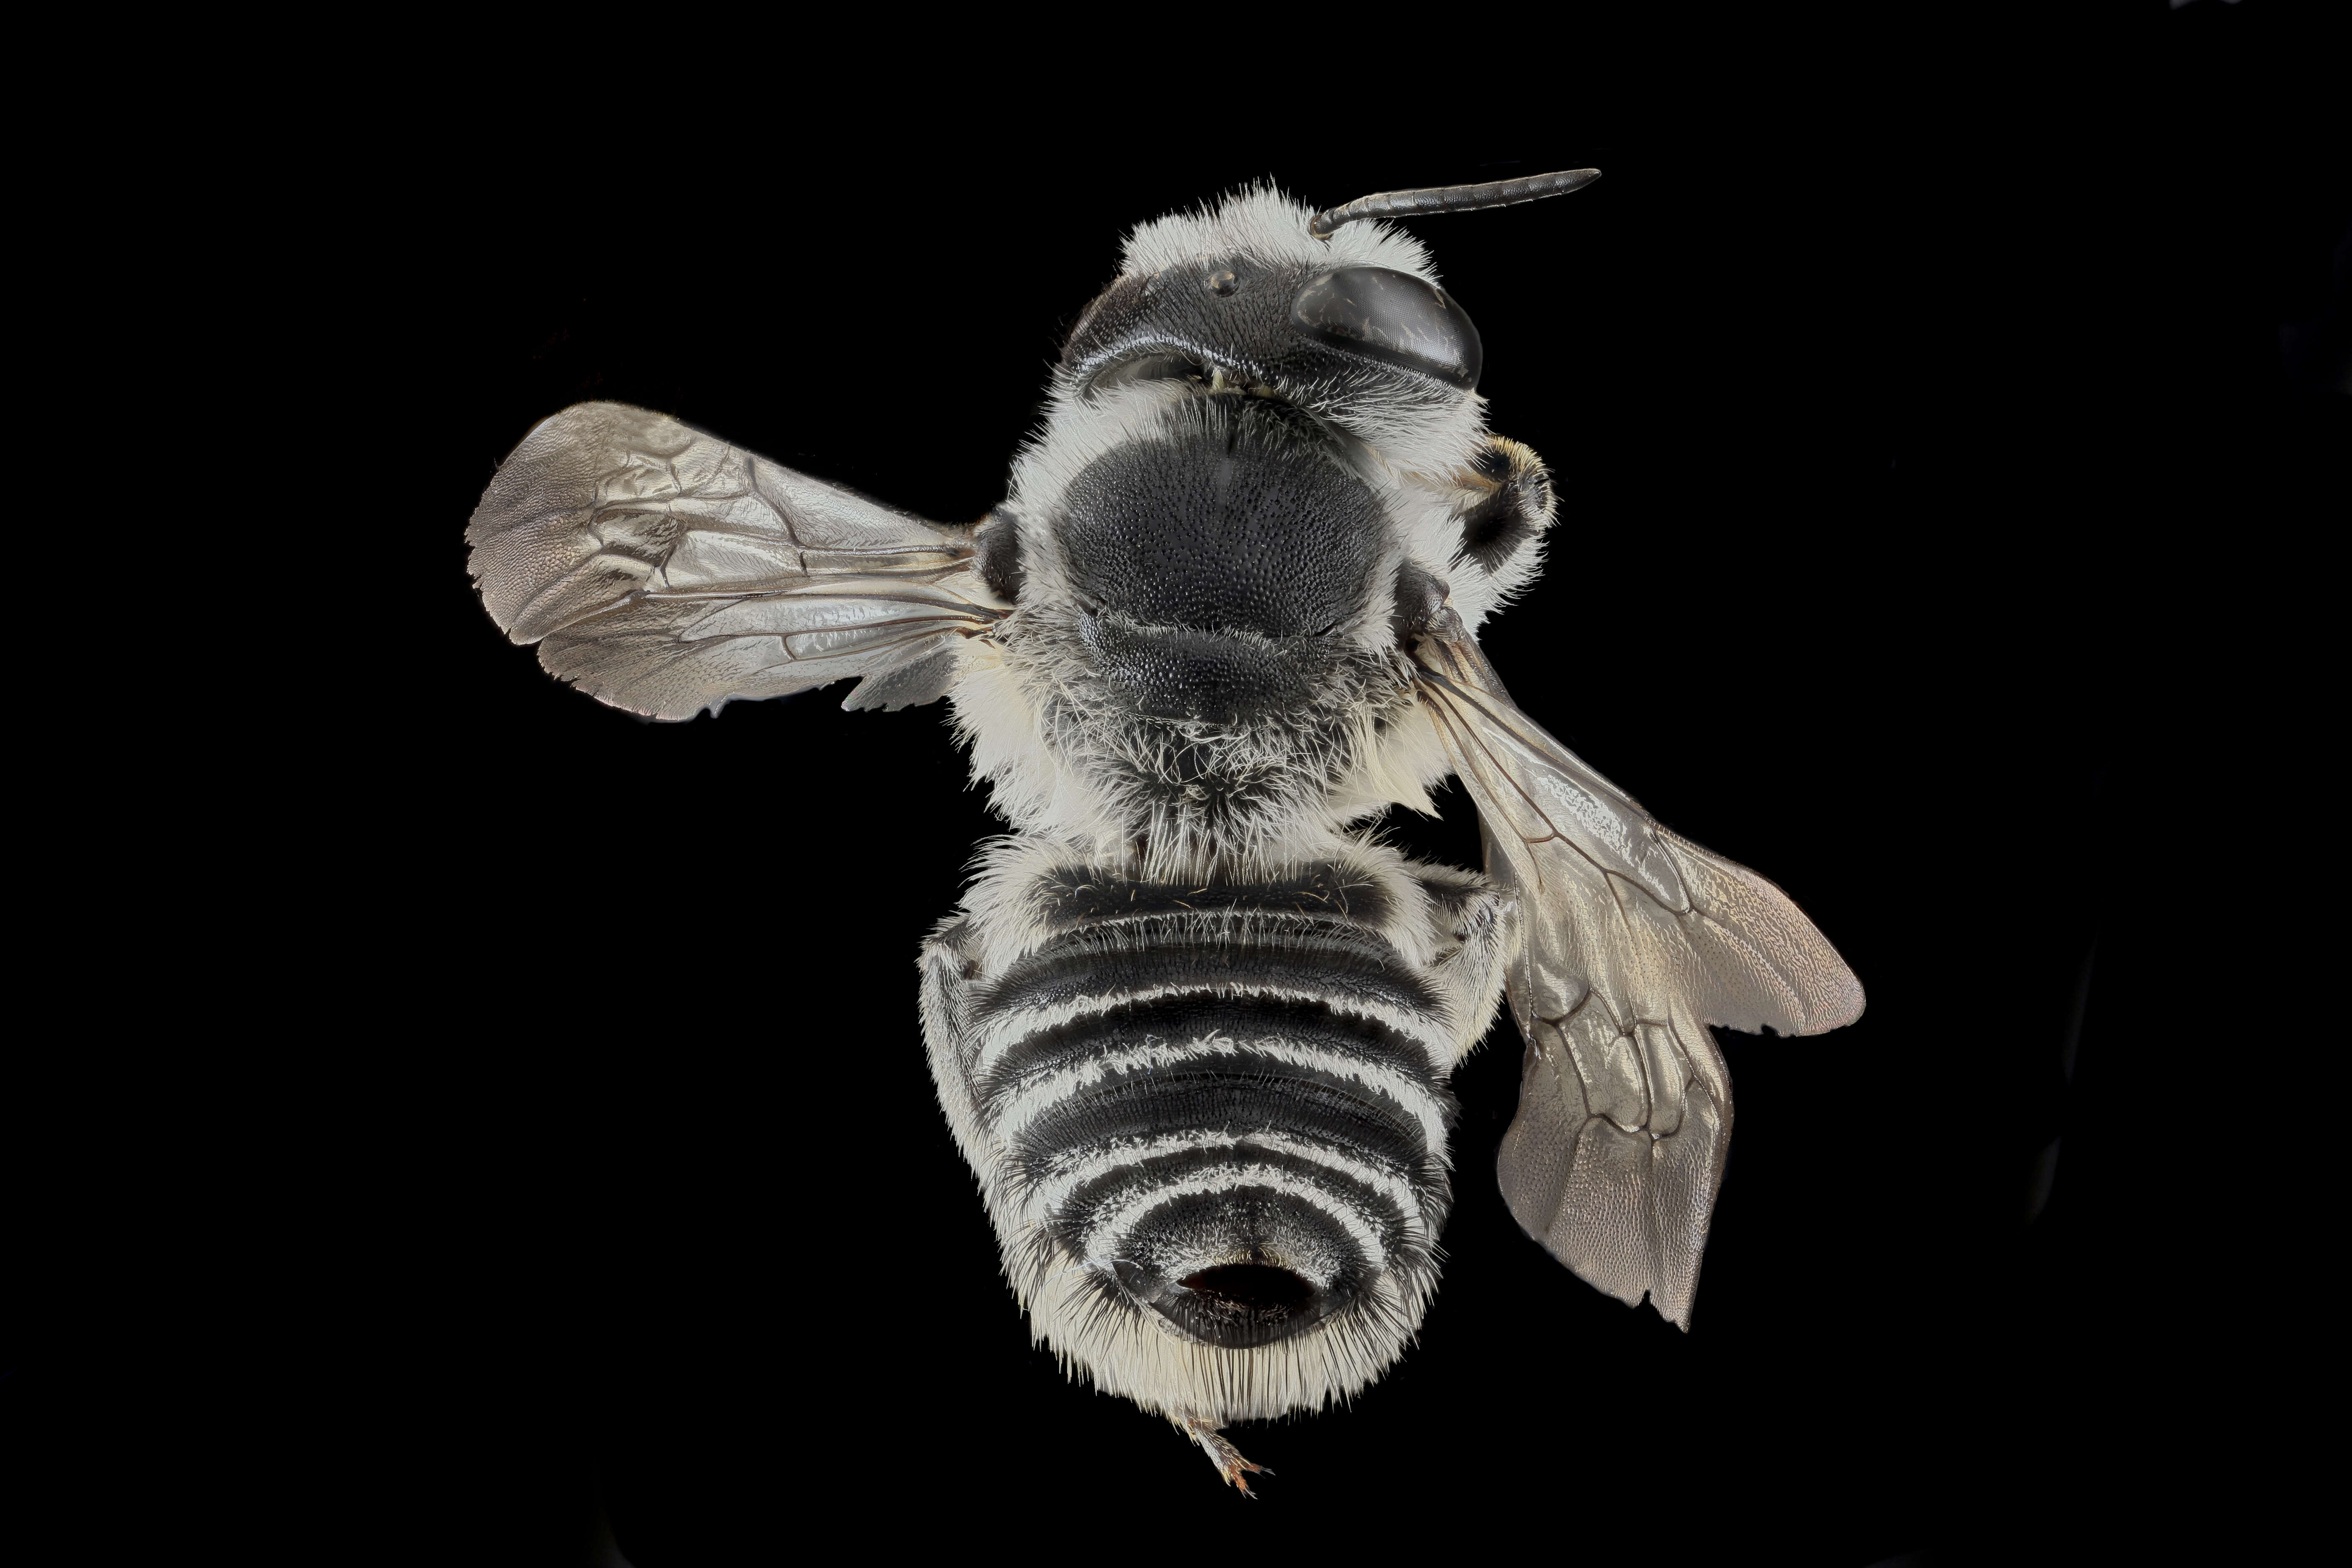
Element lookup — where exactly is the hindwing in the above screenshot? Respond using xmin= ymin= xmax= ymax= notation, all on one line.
xmin=1412 ymin=620 xmax=1864 ymax=1326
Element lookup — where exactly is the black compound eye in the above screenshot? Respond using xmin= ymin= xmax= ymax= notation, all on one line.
xmin=1289 ymin=267 xmax=1483 ymax=389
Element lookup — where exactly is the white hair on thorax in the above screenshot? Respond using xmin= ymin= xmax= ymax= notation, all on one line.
xmin=1118 ymin=183 xmax=1439 ymax=287
xmin=1002 ymin=378 xmax=1195 ymax=521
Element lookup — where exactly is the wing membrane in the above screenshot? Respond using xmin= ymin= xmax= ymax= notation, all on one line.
xmin=467 ymin=402 xmax=1006 ymax=720
xmin=1414 ymin=624 xmax=1863 ymax=1326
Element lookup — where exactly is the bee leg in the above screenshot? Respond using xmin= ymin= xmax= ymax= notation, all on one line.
xmin=1445 ymin=434 xmax=1555 ymax=576
xmin=1172 ymin=1416 xmax=1273 ymax=1497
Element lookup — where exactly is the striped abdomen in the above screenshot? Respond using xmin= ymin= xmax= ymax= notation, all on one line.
xmin=951 ymin=865 xmax=1459 ymax=1352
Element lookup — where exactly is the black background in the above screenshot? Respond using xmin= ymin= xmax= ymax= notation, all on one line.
xmin=320 ymin=11 xmax=2341 ymax=1564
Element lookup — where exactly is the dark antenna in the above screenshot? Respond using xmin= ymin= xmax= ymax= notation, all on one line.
xmin=1308 ymin=169 xmax=1603 ymax=241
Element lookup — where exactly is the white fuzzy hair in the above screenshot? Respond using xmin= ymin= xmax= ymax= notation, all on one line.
xmin=1004 ymin=1206 xmax=1437 ymax=1426
xmin=1119 ymin=183 xmax=1441 ymax=289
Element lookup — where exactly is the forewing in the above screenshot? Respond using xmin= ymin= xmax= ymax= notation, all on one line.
xmin=466 ymin=402 xmax=1006 ymax=720
xmin=1414 ymin=626 xmax=1863 ymax=1326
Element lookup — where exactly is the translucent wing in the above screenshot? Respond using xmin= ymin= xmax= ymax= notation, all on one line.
xmin=1413 ymin=619 xmax=1864 ymax=1326
xmin=467 ymin=401 xmax=1007 ymax=721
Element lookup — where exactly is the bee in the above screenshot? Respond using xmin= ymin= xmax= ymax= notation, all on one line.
xmin=465 ymin=170 xmax=1864 ymax=1495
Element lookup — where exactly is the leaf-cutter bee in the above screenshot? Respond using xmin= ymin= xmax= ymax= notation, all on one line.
xmin=465 ymin=170 xmax=1862 ymax=1493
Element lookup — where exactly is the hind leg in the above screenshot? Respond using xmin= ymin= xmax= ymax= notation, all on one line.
xmin=1173 ymin=1416 xmax=1274 ymax=1498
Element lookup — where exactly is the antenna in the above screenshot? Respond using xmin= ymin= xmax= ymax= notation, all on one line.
xmin=1309 ymin=169 xmax=1603 ymax=241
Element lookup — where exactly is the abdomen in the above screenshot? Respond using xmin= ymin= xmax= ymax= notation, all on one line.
xmin=921 ymin=859 xmax=1466 ymax=1409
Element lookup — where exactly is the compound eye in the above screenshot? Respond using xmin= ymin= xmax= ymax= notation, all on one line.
xmin=1289 ymin=267 xmax=1483 ymax=390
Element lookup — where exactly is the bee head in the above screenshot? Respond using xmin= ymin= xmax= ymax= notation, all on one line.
xmin=1042 ymin=190 xmax=1487 ymax=476
xmin=1064 ymin=252 xmax=1481 ymax=407
xmin=1056 ymin=175 xmax=1595 ymax=475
